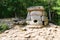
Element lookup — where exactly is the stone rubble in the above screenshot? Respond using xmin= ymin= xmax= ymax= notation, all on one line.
xmin=0 ymin=23 xmax=60 ymax=40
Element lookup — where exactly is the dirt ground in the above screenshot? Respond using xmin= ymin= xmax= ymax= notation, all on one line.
xmin=0 ymin=23 xmax=60 ymax=40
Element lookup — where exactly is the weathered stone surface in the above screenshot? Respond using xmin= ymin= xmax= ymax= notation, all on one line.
xmin=25 ymin=25 xmax=43 ymax=28
xmin=26 ymin=6 xmax=48 ymax=26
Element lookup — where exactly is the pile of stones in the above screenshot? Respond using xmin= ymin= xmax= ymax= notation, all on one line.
xmin=0 ymin=23 xmax=60 ymax=40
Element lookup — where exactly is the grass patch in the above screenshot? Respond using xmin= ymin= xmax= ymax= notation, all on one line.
xmin=0 ymin=23 xmax=9 ymax=33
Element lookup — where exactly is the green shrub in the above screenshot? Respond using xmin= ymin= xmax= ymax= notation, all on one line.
xmin=0 ymin=24 xmax=9 ymax=33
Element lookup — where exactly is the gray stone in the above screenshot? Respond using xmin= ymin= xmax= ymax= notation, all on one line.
xmin=26 ymin=6 xmax=48 ymax=28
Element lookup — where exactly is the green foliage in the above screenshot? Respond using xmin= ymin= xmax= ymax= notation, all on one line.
xmin=52 ymin=0 xmax=60 ymax=25
xmin=0 ymin=24 xmax=9 ymax=33
xmin=0 ymin=0 xmax=60 ymax=25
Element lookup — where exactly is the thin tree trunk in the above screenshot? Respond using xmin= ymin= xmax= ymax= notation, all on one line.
xmin=48 ymin=0 xmax=51 ymax=21
xmin=15 ymin=13 xmax=17 ymax=18
xmin=49 ymin=9 xmax=51 ymax=21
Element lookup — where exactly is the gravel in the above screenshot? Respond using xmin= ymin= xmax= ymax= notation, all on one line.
xmin=0 ymin=23 xmax=60 ymax=40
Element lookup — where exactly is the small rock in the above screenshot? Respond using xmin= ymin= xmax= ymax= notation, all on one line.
xmin=31 ymin=32 xmax=38 ymax=37
xmin=4 ymin=30 xmax=9 ymax=33
xmin=12 ymin=34 xmax=17 ymax=38
xmin=54 ymin=29 xmax=57 ymax=31
xmin=22 ymin=28 xmax=27 ymax=31
xmin=52 ymin=36 xmax=55 ymax=38
xmin=24 ymin=34 xmax=31 ymax=38
xmin=8 ymin=35 xmax=12 ymax=38
xmin=55 ymin=26 xmax=58 ymax=28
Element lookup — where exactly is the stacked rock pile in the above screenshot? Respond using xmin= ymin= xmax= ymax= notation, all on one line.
xmin=0 ymin=23 xmax=60 ymax=40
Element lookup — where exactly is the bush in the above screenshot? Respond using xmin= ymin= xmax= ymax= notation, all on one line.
xmin=0 ymin=23 xmax=9 ymax=33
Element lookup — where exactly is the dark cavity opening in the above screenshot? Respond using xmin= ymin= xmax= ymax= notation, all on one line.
xmin=42 ymin=21 xmax=44 ymax=25
xmin=34 ymin=20 xmax=37 ymax=23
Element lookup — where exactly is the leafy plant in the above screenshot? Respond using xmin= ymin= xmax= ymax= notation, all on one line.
xmin=0 ymin=23 xmax=9 ymax=33
xmin=0 ymin=0 xmax=60 ymax=25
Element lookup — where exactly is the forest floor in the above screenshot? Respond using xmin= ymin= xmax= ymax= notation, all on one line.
xmin=0 ymin=23 xmax=60 ymax=40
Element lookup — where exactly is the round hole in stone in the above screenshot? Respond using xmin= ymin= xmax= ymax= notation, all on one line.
xmin=34 ymin=20 xmax=37 ymax=23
